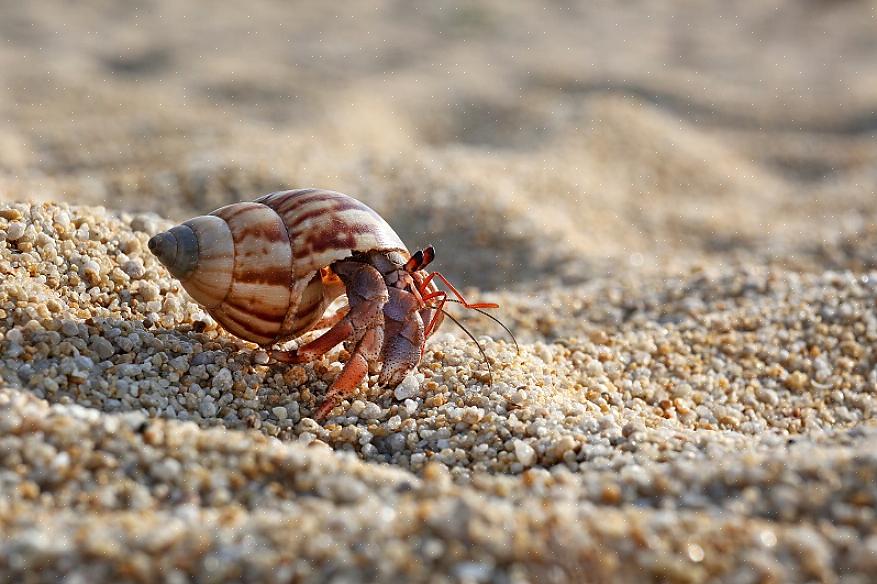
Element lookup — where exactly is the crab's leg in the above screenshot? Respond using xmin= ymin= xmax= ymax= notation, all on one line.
xmin=422 ymin=290 xmax=448 ymax=338
xmin=269 ymin=307 xmax=350 ymax=363
xmin=379 ymin=287 xmax=425 ymax=387
xmin=270 ymin=318 xmax=355 ymax=364
xmin=311 ymin=304 xmax=350 ymax=330
xmin=314 ymin=325 xmax=383 ymax=420
xmin=270 ymin=263 xmax=386 ymax=365
xmin=273 ymin=261 xmax=389 ymax=420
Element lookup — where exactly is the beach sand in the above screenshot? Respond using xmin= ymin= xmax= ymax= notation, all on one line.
xmin=1 ymin=1 xmax=876 ymax=582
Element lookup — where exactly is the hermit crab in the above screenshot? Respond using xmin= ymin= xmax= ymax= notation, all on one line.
xmin=148 ymin=189 xmax=504 ymax=420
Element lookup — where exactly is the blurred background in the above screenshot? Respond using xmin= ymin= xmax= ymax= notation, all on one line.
xmin=1 ymin=0 xmax=876 ymax=289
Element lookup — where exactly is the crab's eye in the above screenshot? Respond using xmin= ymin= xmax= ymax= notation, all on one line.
xmin=404 ymin=249 xmax=424 ymax=272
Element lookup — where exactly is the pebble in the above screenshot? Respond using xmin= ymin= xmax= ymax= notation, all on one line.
xmin=6 ymin=221 xmax=25 ymax=240
xmin=385 ymin=433 xmax=406 ymax=453
xmin=361 ymin=402 xmax=382 ymax=420
xmin=394 ymin=374 xmax=420 ymax=400
xmin=139 ymin=282 xmax=160 ymax=301
xmin=513 ymin=440 xmax=537 ymax=466
xmin=82 ymin=260 xmax=101 ymax=282
xmin=212 ymin=369 xmax=234 ymax=392
xmin=122 ymin=259 xmax=146 ymax=279
xmin=61 ymin=320 xmax=80 ymax=337
xmin=91 ymin=338 xmax=115 ymax=360
xmin=199 ymin=398 xmax=218 ymax=418
xmin=403 ymin=399 xmax=419 ymax=415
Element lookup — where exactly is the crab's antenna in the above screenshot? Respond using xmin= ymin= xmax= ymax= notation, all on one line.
xmin=407 ymin=248 xmax=502 ymax=344
xmin=439 ymin=298 xmax=518 ymax=352
xmin=440 ymin=308 xmax=493 ymax=385
xmin=416 ymin=269 xmax=498 ymax=339
xmin=419 ymin=271 xmax=499 ymax=310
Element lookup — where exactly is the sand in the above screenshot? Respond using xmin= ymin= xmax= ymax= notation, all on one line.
xmin=1 ymin=1 xmax=876 ymax=582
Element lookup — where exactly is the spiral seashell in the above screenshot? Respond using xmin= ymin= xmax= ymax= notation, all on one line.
xmin=148 ymin=189 xmax=408 ymax=346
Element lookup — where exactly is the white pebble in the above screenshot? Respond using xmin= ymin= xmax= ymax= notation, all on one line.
xmin=5 ymin=328 xmax=24 ymax=345
xmin=122 ymin=259 xmax=145 ymax=279
xmin=82 ymin=260 xmax=101 ymax=281
xmin=361 ymin=402 xmax=382 ymax=420
xmin=403 ymin=399 xmax=419 ymax=415
xmin=394 ymin=374 xmax=420 ymax=401
xmin=510 ymin=390 xmax=527 ymax=405
xmin=139 ymin=282 xmax=160 ymax=301
xmin=5 ymin=222 xmax=25 ymax=240
xmin=513 ymin=440 xmax=536 ymax=466
xmin=387 ymin=415 xmax=402 ymax=430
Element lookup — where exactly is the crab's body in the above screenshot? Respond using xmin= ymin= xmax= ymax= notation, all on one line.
xmin=149 ymin=189 xmax=445 ymax=419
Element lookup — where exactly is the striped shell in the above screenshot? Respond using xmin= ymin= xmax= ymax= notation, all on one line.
xmin=149 ymin=189 xmax=409 ymax=346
